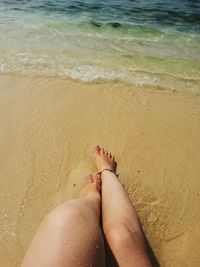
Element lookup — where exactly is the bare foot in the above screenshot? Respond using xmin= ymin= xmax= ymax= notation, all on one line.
xmin=92 ymin=145 xmax=117 ymax=173
xmin=80 ymin=173 xmax=101 ymax=199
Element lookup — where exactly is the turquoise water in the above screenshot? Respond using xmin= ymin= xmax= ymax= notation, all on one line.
xmin=0 ymin=0 xmax=200 ymax=92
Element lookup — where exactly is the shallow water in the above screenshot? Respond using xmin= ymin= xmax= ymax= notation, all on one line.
xmin=0 ymin=0 xmax=200 ymax=91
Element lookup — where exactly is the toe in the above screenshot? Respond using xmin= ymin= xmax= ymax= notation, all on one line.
xmin=93 ymin=144 xmax=100 ymax=153
xmin=94 ymin=177 xmax=101 ymax=192
xmin=85 ymin=174 xmax=93 ymax=183
xmin=92 ymin=174 xmax=101 ymax=184
xmin=91 ymin=173 xmax=100 ymax=183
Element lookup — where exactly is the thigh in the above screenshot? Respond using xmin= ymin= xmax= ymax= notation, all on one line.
xmin=21 ymin=199 xmax=106 ymax=267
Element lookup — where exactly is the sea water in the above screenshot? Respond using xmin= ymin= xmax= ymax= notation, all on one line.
xmin=0 ymin=0 xmax=200 ymax=92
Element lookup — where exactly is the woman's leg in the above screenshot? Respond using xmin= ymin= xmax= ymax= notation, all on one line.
xmin=93 ymin=145 xmax=152 ymax=267
xmin=21 ymin=174 xmax=105 ymax=267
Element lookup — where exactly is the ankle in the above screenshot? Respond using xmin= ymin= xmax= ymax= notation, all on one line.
xmin=99 ymin=169 xmax=119 ymax=180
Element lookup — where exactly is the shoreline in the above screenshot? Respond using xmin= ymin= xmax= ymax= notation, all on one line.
xmin=1 ymin=72 xmax=200 ymax=95
xmin=1 ymin=69 xmax=200 ymax=95
xmin=0 ymin=74 xmax=200 ymax=267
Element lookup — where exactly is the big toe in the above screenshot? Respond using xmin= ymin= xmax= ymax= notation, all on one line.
xmin=85 ymin=173 xmax=99 ymax=183
xmin=92 ymin=173 xmax=101 ymax=184
xmin=92 ymin=144 xmax=101 ymax=155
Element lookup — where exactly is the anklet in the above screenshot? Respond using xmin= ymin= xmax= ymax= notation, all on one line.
xmin=98 ymin=169 xmax=119 ymax=177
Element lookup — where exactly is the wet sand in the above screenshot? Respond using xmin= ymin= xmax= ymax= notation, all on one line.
xmin=0 ymin=74 xmax=200 ymax=267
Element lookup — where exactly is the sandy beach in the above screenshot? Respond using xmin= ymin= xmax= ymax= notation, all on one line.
xmin=0 ymin=74 xmax=199 ymax=266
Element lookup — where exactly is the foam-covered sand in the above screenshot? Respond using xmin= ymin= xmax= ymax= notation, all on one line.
xmin=0 ymin=74 xmax=200 ymax=267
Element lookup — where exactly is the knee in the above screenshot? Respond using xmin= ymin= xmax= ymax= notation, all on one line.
xmin=44 ymin=202 xmax=86 ymax=231
xmin=104 ymin=221 xmax=144 ymax=246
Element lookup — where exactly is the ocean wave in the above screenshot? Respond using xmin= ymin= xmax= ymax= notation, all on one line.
xmin=1 ymin=56 xmax=200 ymax=93
xmin=0 ymin=3 xmax=199 ymax=93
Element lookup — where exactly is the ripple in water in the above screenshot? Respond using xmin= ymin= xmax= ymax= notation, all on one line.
xmin=0 ymin=0 xmax=199 ymax=92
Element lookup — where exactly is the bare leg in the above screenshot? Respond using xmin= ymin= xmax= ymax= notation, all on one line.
xmin=21 ymin=174 xmax=105 ymax=267
xmin=93 ymin=145 xmax=152 ymax=267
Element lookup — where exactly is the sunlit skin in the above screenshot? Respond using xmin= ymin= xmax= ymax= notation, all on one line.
xmin=21 ymin=145 xmax=151 ymax=267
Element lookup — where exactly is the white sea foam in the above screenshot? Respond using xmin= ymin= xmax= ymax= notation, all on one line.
xmin=0 ymin=53 xmax=200 ymax=93
xmin=0 ymin=8 xmax=200 ymax=93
